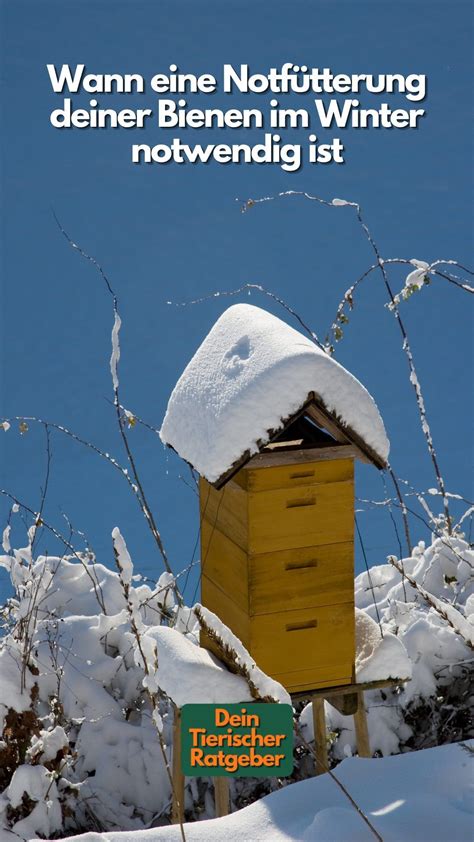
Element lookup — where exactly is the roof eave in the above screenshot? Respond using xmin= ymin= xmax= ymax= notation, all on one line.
xmin=164 ymin=390 xmax=387 ymax=488
xmin=210 ymin=391 xmax=387 ymax=488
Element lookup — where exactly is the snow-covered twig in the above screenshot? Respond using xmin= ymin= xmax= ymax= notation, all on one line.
xmin=387 ymin=555 xmax=473 ymax=649
xmin=327 ymin=258 xmax=473 ymax=340
xmin=387 ymin=466 xmax=412 ymax=556
xmin=30 ymin=425 xmax=52 ymax=555
xmin=0 ymin=489 xmax=106 ymax=613
xmin=357 ymin=490 xmax=474 ymax=574
xmin=166 ymin=281 xmax=326 ymax=351
xmin=52 ymin=213 xmax=180 ymax=598
xmin=112 ymin=528 xmax=186 ymax=842
xmin=243 ymin=190 xmax=456 ymax=533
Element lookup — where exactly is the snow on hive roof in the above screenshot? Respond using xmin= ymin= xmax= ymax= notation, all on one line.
xmin=160 ymin=303 xmax=389 ymax=484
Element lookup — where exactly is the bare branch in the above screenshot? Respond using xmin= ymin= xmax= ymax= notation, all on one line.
xmin=52 ymin=213 xmax=180 ymax=600
xmin=388 ymin=555 xmax=473 ymax=649
xmin=167 ymin=282 xmax=326 ymax=351
xmin=243 ymin=189 xmax=454 ymax=532
xmin=31 ymin=424 xmax=52 ymax=554
xmin=112 ymin=532 xmax=186 ymax=841
xmin=0 ymin=489 xmax=106 ymax=613
xmin=294 ymin=720 xmax=383 ymax=842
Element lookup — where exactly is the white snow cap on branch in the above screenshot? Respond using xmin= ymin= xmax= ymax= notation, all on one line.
xmin=110 ymin=311 xmax=121 ymax=391
xmin=112 ymin=526 xmax=133 ymax=585
xmin=2 ymin=525 xmax=11 ymax=553
xmin=405 ymin=259 xmax=431 ymax=290
xmin=160 ymin=303 xmax=389 ymax=483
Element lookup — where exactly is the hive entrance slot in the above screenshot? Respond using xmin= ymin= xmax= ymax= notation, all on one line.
xmin=286 ymin=619 xmax=318 ymax=632
xmin=290 ymin=470 xmax=315 ymax=480
xmin=286 ymin=497 xmax=316 ymax=509
xmin=285 ymin=558 xmax=318 ymax=571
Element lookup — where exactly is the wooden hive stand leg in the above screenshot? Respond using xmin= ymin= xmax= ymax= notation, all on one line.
xmin=312 ymin=696 xmax=329 ymax=775
xmin=214 ymin=776 xmax=230 ymax=817
xmin=171 ymin=706 xmax=185 ymax=824
xmin=354 ymin=690 xmax=371 ymax=758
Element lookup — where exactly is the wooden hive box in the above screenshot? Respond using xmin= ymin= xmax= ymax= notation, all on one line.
xmin=159 ymin=305 xmax=389 ymax=696
xmin=200 ymin=417 xmax=358 ymax=694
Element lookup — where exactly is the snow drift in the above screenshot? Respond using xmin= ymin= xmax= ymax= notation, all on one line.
xmin=0 ymin=523 xmax=471 ymax=839
xmin=301 ymin=535 xmax=473 ymax=760
xmin=45 ymin=741 xmax=474 ymax=842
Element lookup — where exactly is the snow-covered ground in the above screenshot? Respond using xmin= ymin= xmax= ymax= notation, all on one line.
xmin=0 ymin=517 xmax=472 ymax=839
xmin=46 ymin=741 xmax=474 ymax=842
xmin=0 ymin=531 xmax=474 ymax=842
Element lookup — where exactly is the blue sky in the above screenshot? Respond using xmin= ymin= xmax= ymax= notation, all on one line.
xmin=0 ymin=0 xmax=472 ymax=602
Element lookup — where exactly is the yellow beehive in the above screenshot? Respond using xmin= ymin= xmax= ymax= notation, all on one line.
xmin=199 ymin=425 xmax=358 ymax=693
xmin=159 ymin=304 xmax=389 ymax=696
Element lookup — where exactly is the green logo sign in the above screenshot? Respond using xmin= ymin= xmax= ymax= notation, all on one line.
xmin=181 ymin=703 xmax=293 ymax=777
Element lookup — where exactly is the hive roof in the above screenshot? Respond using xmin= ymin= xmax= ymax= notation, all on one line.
xmin=160 ymin=304 xmax=389 ymax=485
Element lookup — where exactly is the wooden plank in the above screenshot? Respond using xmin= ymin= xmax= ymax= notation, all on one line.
xmin=306 ymin=393 xmax=386 ymax=470
xmin=272 ymin=665 xmax=353 ymax=694
xmin=326 ymin=692 xmax=358 ymax=716
xmin=245 ymin=457 xmax=354 ymax=492
xmin=248 ymin=480 xmax=354 ymax=554
xmin=354 ymin=690 xmax=371 ymax=757
xmin=265 ymin=438 xmax=306 ymax=449
xmin=249 ymin=541 xmax=354 ymax=616
xmin=290 ymin=677 xmax=410 ymax=702
xmin=247 ymin=445 xmax=357 ymax=471
xmin=305 ymin=402 xmax=350 ymax=445
xmin=214 ymin=777 xmax=230 ymax=817
xmin=230 ymin=469 xmax=248 ymax=491
xmin=200 ymin=478 xmax=248 ymax=551
xmin=200 ymin=523 xmax=249 ymax=613
xmin=200 ymin=575 xmax=251 ymax=649
xmin=312 ymin=697 xmax=329 ymax=775
xmin=171 ymin=707 xmax=185 ymax=825
xmin=250 ymin=602 xmax=355 ymax=676
xmin=210 ymin=390 xmax=386 ymax=489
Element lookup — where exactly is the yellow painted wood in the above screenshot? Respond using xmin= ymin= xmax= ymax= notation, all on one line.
xmin=230 ymin=469 xmax=248 ymax=491
xmin=250 ymin=602 xmax=355 ymax=676
xmin=200 ymin=478 xmax=248 ymax=550
xmin=246 ymin=458 xmax=354 ymax=492
xmin=200 ymin=575 xmax=251 ymax=649
xmin=247 ymin=445 xmax=357 ymax=471
xmin=201 ymin=522 xmax=249 ymax=613
xmin=249 ymin=541 xmax=353 ymax=615
xmin=198 ymin=455 xmax=357 ymax=694
xmin=248 ymin=480 xmax=354 ymax=554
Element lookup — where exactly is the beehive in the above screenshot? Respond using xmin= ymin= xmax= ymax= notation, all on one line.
xmin=199 ymin=418 xmax=357 ymax=693
xmin=159 ymin=304 xmax=389 ymax=696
